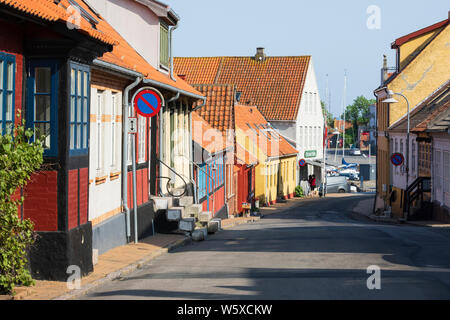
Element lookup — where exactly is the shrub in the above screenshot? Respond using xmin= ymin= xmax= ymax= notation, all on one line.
xmin=0 ymin=119 xmax=43 ymax=295
xmin=295 ymin=185 xmax=304 ymax=198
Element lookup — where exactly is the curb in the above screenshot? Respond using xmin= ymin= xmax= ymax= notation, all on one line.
xmin=53 ymin=236 xmax=191 ymax=300
xmin=221 ymin=217 xmax=260 ymax=230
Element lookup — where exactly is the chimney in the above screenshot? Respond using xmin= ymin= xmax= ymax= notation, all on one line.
xmin=382 ymin=54 xmax=388 ymax=83
xmin=255 ymin=47 xmax=266 ymax=62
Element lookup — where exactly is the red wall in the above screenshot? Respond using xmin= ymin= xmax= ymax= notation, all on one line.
xmin=23 ymin=171 xmax=58 ymax=231
xmin=127 ymin=168 xmax=149 ymax=209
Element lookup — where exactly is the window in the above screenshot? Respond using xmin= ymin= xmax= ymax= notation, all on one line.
xmin=444 ymin=151 xmax=450 ymax=194
xmin=27 ymin=60 xmax=58 ymax=156
xmin=411 ymin=142 xmax=416 ymax=174
xmin=435 ymin=150 xmax=442 ymax=194
xmin=111 ymin=93 xmax=118 ymax=167
xmin=227 ymin=164 xmax=234 ymax=197
xmin=70 ymin=62 xmax=90 ymax=155
xmin=96 ymin=91 xmax=103 ymax=170
xmin=160 ymin=23 xmax=169 ymax=68
xmin=138 ymin=115 xmax=146 ymax=163
xmin=198 ymin=164 xmax=207 ymax=199
xmin=0 ymin=52 xmax=15 ymax=135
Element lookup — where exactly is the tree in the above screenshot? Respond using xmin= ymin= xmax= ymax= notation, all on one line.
xmin=341 ymin=96 xmax=375 ymax=146
xmin=0 ymin=118 xmax=44 ymax=295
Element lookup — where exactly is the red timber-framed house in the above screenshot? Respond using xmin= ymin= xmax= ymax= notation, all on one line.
xmin=0 ymin=0 xmax=205 ymax=280
xmin=0 ymin=0 xmax=115 ymax=280
xmin=189 ymin=84 xmax=258 ymax=217
xmin=191 ymin=111 xmax=231 ymax=219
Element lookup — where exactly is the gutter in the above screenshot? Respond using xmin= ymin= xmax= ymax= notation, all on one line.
xmin=93 ymin=59 xmax=142 ymax=78
xmin=142 ymin=78 xmax=205 ymax=101
xmin=122 ymin=77 xmax=142 ymax=242
xmin=169 ymin=22 xmax=178 ymax=82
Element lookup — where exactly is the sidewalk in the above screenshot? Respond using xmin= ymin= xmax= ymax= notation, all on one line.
xmin=352 ymin=197 xmax=450 ymax=227
xmin=7 ymin=215 xmax=259 ymax=300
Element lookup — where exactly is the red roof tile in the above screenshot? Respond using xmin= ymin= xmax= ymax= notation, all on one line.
xmin=191 ymin=84 xmax=236 ymax=133
xmin=192 ymin=111 xmax=229 ymax=154
xmin=174 ymin=55 xmax=311 ymax=121
xmin=0 ymin=0 xmax=117 ymax=45
xmin=234 ymin=105 xmax=298 ymax=158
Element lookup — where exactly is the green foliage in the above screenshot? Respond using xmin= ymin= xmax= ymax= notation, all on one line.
xmin=295 ymin=185 xmax=304 ymax=198
xmin=340 ymin=96 xmax=376 ymax=146
xmin=0 ymin=118 xmax=44 ymax=295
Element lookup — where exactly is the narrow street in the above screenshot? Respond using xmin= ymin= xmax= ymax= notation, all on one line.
xmin=80 ymin=195 xmax=450 ymax=300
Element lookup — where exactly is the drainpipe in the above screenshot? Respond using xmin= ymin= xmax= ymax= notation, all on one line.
xmin=169 ymin=23 xmax=179 ymax=82
xmin=123 ymin=77 xmax=142 ymax=242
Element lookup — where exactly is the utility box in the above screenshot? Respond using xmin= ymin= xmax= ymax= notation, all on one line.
xmin=360 ymin=164 xmax=376 ymax=181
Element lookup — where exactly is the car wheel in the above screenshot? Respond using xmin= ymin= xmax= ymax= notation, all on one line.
xmin=338 ymin=189 xmax=345 ymax=193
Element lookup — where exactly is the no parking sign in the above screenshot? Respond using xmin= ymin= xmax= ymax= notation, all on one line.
xmin=390 ymin=153 xmax=404 ymax=166
xmin=132 ymin=87 xmax=164 ymax=118
xmin=299 ymin=159 xmax=306 ymax=167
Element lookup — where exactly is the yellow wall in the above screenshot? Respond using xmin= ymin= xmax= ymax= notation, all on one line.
xmin=388 ymin=24 xmax=450 ymax=126
xmin=398 ymin=28 xmax=443 ymax=70
xmin=279 ymin=156 xmax=297 ymax=198
xmin=375 ymin=23 xmax=449 ymax=212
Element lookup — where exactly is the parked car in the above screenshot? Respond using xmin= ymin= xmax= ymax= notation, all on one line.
xmin=349 ymin=147 xmax=361 ymax=156
xmin=339 ymin=171 xmax=359 ymax=180
xmin=319 ymin=176 xmax=350 ymax=195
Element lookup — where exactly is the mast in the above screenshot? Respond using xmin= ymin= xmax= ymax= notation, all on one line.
xmin=342 ymin=70 xmax=347 ymax=159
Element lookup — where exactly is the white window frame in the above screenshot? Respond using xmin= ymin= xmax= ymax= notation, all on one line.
xmin=96 ymin=91 xmax=103 ymax=172
xmin=111 ymin=92 xmax=117 ymax=168
xmin=444 ymin=151 xmax=450 ymax=195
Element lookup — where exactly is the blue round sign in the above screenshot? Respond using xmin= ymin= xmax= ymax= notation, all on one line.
xmin=391 ymin=153 xmax=404 ymax=166
xmin=299 ymin=159 xmax=306 ymax=167
xmin=133 ymin=89 xmax=162 ymax=118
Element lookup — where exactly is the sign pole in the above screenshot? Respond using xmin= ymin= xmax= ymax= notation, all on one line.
xmin=132 ymin=133 xmax=138 ymax=244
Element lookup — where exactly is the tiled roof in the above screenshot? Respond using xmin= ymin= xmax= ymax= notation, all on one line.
xmin=0 ymin=0 xmax=117 ymax=45
xmin=174 ymin=56 xmax=311 ymax=121
xmin=191 ymin=84 xmax=235 ymax=133
xmin=192 ymin=111 xmax=228 ymax=154
xmin=234 ymin=104 xmax=298 ymax=158
xmin=389 ymin=80 xmax=450 ymax=132
xmin=392 ymin=18 xmax=449 ymax=48
xmin=0 ymin=1 xmax=203 ymax=98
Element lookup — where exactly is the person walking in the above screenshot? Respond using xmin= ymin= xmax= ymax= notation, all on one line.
xmin=311 ymin=175 xmax=317 ymax=191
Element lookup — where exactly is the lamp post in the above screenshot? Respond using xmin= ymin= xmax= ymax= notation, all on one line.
xmin=382 ymin=89 xmax=410 ymax=220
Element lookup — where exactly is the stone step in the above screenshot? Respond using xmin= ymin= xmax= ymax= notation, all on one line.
xmin=191 ymin=227 xmax=207 ymax=241
xmin=179 ymin=217 xmax=196 ymax=232
xmin=207 ymin=219 xmax=221 ymax=234
xmin=166 ymin=207 xmax=184 ymax=221
xmin=184 ymin=204 xmax=202 ymax=218
xmin=151 ymin=196 xmax=173 ymax=211
xmin=174 ymin=196 xmax=194 ymax=207
xmin=198 ymin=211 xmax=213 ymax=223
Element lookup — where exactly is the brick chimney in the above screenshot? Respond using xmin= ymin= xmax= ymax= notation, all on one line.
xmin=255 ymin=47 xmax=267 ymax=62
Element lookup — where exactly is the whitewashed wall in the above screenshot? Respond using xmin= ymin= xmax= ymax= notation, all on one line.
xmin=432 ymin=133 xmax=450 ymax=207
xmin=87 ymin=0 xmax=161 ymax=69
xmin=89 ymin=87 xmax=123 ymax=222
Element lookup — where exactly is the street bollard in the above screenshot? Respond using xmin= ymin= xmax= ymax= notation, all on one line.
xmin=360 ymin=176 xmax=364 ymax=192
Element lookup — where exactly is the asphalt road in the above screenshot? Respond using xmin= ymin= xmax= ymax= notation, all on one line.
xmin=81 ymin=195 xmax=450 ymax=300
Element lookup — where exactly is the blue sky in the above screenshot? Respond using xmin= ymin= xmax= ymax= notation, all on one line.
xmin=168 ymin=0 xmax=449 ymax=118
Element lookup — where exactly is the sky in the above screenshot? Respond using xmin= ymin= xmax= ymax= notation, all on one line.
xmin=167 ymin=0 xmax=449 ymax=118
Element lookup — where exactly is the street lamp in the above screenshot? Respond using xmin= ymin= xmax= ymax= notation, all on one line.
xmin=382 ymin=89 xmax=410 ymax=220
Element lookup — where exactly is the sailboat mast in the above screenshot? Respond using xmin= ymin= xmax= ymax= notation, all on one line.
xmin=342 ymin=70 xmax=347 ymax=159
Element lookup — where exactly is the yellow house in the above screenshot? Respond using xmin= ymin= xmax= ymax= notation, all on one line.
xmin=374 ymin=14 xmax=450 ymax=217
xmin=234 ymin=105 xmax=298 ymax=206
